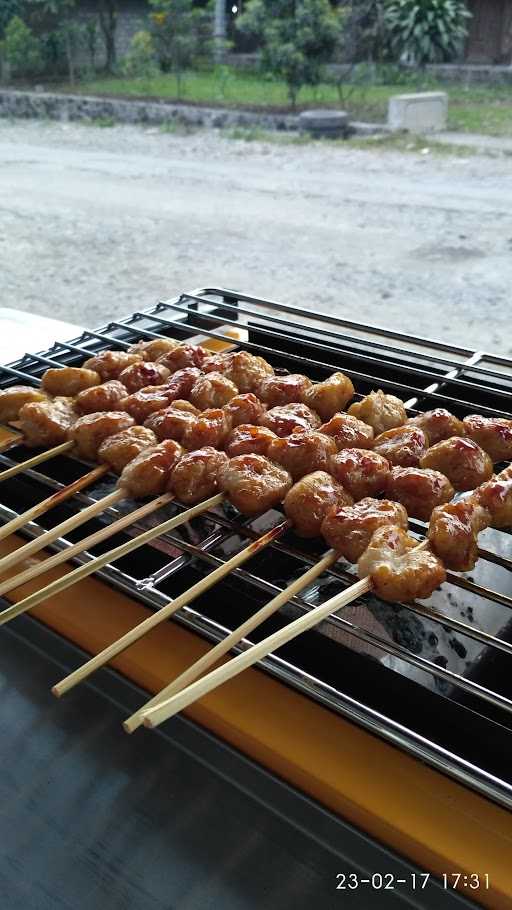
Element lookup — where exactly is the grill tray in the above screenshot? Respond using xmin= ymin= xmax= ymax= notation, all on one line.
xmin=1 ymin=287 xmax=512 ymax=811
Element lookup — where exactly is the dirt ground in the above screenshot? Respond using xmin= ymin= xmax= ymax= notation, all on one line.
xmin=1 ymin=119 xmax=511 ymax=357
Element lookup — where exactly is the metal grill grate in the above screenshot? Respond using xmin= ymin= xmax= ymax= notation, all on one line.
xmin=1 ymin=287 xmax=512 ymax=810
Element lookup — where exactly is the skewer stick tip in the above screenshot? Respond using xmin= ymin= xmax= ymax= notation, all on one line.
xmin=51 ymin=684 xmax=63 ymax=698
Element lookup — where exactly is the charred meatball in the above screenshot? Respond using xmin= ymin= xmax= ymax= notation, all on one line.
xmin=128 ymin=337 xmax=180 ymax=361
xmin=475 ymin=466 xmax=512 ymax=529
xmin=373 ymin=425 xmax=429 ymax=468
xmin=118 ymin=361 xmax=170 ymax=393
xmin=203 ymin=350 xmax=273 ymax=393
xmin=119 ymin=440 xmax=184 ymax=498
xmin=42 ymin=367 xmax=100 ymax=397
xmin=257 ymin=374 xmax=312 ymax=407
xmin=321 ymin=498 xmax=408 ymax=563
xmin=428 ymin=498 xmax=491 ymax=572
xmin=0 ymin=385 xmax=47 ymax=422
xmin=267 ymin=431 xmax=337 ymax=481
xmin=169 ymin=446 xmax=228 ymax=504
xmin=19 ymin=397 xmax=77 ymax=447
xmin=144 ymin=401 xmax=199 ymax=443
xmin=69 ymin=411 xmax=135 ymax=461
xmin=83 ymin=350 xmax=142 ymax=380
xmin=260 ymin=403 xmax=322 ymax=437
xmin=386 ymin=467 xmax=454 ymax=522
xmin=358 ymin=526 xmax=445 ymax=603
xmin=98 ymin=426 xmax=157 ymax=474
xmin=224 ymin=393 xmax=266 ymax=428
xmin=420 ymin=437 xmax=493 ymax=492
xmin=330 ymin=448 xmax=390 ymax=501
xmin=304 ymin=372 xmax=355 ymax=421
xmin=320 ymin=413 xmax=374 ymax=451
xmin=218 ymin=454 xmax=292 ymax=516
xmin=157 ymin=343 xmax=208 ymax=372
xmin=348 ymin=390 xmax=407 ymax=435
xmin=190 ymin=372 xmax=238 ymax=410
xmin=75 ymin=380 xmax=127 ymax=415
xmin=225 ymin=424 xmax=277 ymax=458
xmin=408 ymin=408 xmax=465 ymax=445
xmin=182 ymin=408 xmax=232 ymax=451
xmin=463 ymin=415 xmax=512 ymax=463
xmin=284 ymin=471 xmax=353 ymax=538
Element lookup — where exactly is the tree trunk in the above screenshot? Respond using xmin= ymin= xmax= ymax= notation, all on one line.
xmin=99 ymin=0 xmax=117 ymax=73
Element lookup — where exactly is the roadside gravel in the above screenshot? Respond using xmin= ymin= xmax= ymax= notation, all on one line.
xmin=1 ymin=118 xmax=511 ymax=356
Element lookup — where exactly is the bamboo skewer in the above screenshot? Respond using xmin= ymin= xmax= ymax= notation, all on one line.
xmin=139 ymin=542 xmax=430 ymax=730
xmin=0 ymin=492 xmax=224 ymax=628
xmin=0 ymin=464 xmax=109 ymax=544
xmin=0 ymin=440 xmax=73 ymax=483
xmin=0 ymin=430 xmax=23 ymax=452
xmin=0 ymin=492 xmax=174 ymax=597
xmin=0 ymin=487 xmax=126 ymax=576
xmin=123 ymin=548 xmax=339 ymax=734
xmin=52 ymin=518 xmax=290 ymax=698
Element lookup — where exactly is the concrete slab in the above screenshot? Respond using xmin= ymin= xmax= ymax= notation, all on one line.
xmin=388 ymin=92 xmax=448 ymax=133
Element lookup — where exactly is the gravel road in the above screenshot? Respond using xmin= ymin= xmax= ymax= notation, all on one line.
xmin=1 ymin=119 xmax=511 ymax=356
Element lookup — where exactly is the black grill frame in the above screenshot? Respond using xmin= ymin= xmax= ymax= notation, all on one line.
xmin=1 ymin=286 xmax=512 ymax=812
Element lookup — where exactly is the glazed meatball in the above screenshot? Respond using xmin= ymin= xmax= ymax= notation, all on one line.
xmin=163 ymin=367 xmax=203 ymax=401
xmin=284 ymin=471 xmax=353 ymax=538
xmin=348 ymin=390 xmax=407 ymax=435
xmin=260 ymin=403 xmax=322 ymax=437
xmin=428 ymin=498 xmax=491 ymax=572
xmin=218 ymin=454 xmax=292 ymax=516
xmin=128 ymin=337 xmax=180 ymax=361
xmin=224 ymin=393 xmax=266 ymax=428
xmin=75 ymin=380 xmax=127 ymax=415
xmin=190 ymin=372 xmax=238 ymax=410
xmin=358 ymin=526 xmax=446 ymax=603
xmin=83 ymin=350 xmax=142 ymax=380
xmin=119 ymin=440 xmax=184 ymax=498
xmin=462 ymin=415 xmax=512 ymax=463
xmin=98 ymin=426 xmax=157 ymax=474
xmin=330 ymin=448 xmax=390 ymax=501
xmin=69 ymin=411 xmax=135 ymax=461
xmin=257 ymin=374 xmax=312 ymax=407
xmin=118 ymin=361 xmax=170 ymax=393
xmin=0 ymin=385 xmax=47 ymax=422
xmin=321 ymin=498 xmax=408 ymax=563
xmin=420 ymin=437 xmax=493 ymax=492
xmin=408 ymin=408 xmax=465 ymax=445
xmin=157 ymin=343 xmax=208 ymax=372
xmin=320 ymin=413 xmax=374 ymax=451
xmin=42 ymin=367 xmax=101 ymax=397
xmin=182 ymin=408 xmax=232 ymax=451
xmin=169 ymin=446 xmax=228 ymax=504
xmin=304 ymin=372 xmax=355 ymax=421
xmin=475 ymin=466 xmax=512 ymax=529
xmin=225 ymin=424 xmax=277 ymax=458
xmin=144 ymin=401 xmax=199 ymax=443
xmin=373 ymin=426 xmax=429 ymax=468
xmin=267 ymin=431 xmax=337 ymax=481
xmin=203 ymin=350 xmax=273 ymax=393
xmin=19 ymin=397 xmax=77 ymax=447
xmin=122 ymin=385 xmax=179 ymax=423
xmin=386 ymin=467 xmax=454 ymax=522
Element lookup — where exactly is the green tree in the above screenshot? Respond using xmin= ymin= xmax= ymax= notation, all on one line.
xmin=1 ymin=15 xmax=42 ymax=77
xmin=382 ymin=0 xmax=471 ymax=65
xmin=98 ymin=0 xmax=118 ymax=73
xmin=238 ymin=0 xmax=343 ymax=108
xmin=149 ymin=0 xmax=207 ymax=96
xmin=0 ymin=1 xmax=24 ymax=39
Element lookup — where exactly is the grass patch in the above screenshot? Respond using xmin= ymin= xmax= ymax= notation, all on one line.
xmin=59 ymin=67 xmax=512 ymax=138
xmin=159 ymin=119 xmax=198 ymax=135
xmin=84 ymin=115 xmax=116 ymax=128
xmin=222 ymin=125 xmax=310 ymax=144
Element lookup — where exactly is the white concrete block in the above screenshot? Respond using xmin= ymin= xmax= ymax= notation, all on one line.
xmin=388 ymin=92 xmax=448 ymax=133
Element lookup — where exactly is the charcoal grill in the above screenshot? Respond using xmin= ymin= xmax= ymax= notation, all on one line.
xmin=1 ymin=287 xmax=511 ymax=898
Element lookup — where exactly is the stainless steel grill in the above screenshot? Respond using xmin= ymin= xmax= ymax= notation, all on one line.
xmin=1 ymin=287 xmax=512 ymax=812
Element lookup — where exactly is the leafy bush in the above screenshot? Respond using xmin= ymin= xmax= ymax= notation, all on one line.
xmin=149 ymin=0 xmax=207 ymax=94
xmin=121 ymin=29 xmax=159 ymax=77
xmin=383 ymin=0 xmax=472 ymax=65
xmin=0 ymin=1 xmax=23 ymax=40
xmin=238 ymin=0 xmax=343 ymax=108
xmin=2 ymin=15 xmax=43 ymax=77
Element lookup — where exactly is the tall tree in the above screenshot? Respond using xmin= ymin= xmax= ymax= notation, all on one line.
xmin=98 ymin=0 xmax=117 ymax=72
